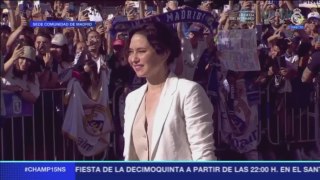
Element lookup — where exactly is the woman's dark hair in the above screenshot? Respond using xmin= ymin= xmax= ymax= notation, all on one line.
xmin=275 ymin=38 xmax=289 ymax=53
xmin=12 ymin=58 xmax=37 ymax=83
xmin=52 ymin=44 xmax=73 ymax=63
xmin=81 ymin=59 xmax=100 ymax=94
xmin=125 ymin=21 xmax=181 ymax=65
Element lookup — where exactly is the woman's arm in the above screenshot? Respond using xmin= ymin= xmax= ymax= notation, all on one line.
xmin=3 ymin=44 xmax=24 ymax=75
xmin=184 ymin=83 xmax=215 ymax=160
xmin=284 ymin=0 xmax=295 ymax=11
xmin=5 ymin=16 xmax=27 ymax=52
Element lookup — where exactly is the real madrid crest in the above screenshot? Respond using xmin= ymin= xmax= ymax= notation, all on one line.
xmin=291 ymin=8 xmax=304 ymax=25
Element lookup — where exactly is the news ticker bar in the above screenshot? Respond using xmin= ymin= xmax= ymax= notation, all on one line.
xmin=29 ymin=21 xmax=96 ymax=28
xmin=0 ymin=162 xmax=320 ymax=180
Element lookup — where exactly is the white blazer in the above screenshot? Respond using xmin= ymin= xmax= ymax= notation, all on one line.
xmin=123 ymin=72 xmax=216 ymax=161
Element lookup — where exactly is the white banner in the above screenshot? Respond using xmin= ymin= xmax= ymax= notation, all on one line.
xmin=219 ymin=79 xmax=259 ymax=154
xmin=299 ymin=1 xmax=320 ymax=8
xmin=217 ymin=29 xmax=260 ymax=72
xmin=62 ymin=70 xmax=113 ymax=156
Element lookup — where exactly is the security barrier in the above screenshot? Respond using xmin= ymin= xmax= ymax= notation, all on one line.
xmin=0 ymin=88 xmax=116 ymax=160
xmin=1 ymin=80 xmax=319 ymax=160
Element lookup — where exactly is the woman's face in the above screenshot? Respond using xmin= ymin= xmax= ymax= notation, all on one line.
xmin=270 ymin=45 xmax=280 ymax=58
xmin=17 ymin=57 xmax=31 ymax=71
xmin=128 ymin=33 xmax=167 ymax=78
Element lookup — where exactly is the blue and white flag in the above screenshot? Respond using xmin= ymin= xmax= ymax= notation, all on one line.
xmin=112 ymin=7 xmax=218 ymax=33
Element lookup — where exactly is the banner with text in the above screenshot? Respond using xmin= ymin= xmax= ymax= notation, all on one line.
xmin=112 ymin=7 xmax=218 ymax=33
xmin=217 ymin=29 xmax=260 ymax=71
xmin=1 ymin=162 xmax=320 ymax=180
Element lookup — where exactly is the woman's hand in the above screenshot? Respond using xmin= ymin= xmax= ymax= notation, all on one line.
xmin=10 ymin=44 xmax=24 ymax=61
xmin=32 ymin=5 xmax=43 ymax=20
xmin=61 ymin=3 xmax=69 ymax=18
xmin=19 ymin=16 xmax=28 ymax=28
xmin=219 ymin=11 xmax=229 ymax=24
xmin=78 ymin=9 xmax=90 ymax=21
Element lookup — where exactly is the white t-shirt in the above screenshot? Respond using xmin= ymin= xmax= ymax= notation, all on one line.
xmin=180 ymin=38 xmax=207 ymax=80
xmin=92 ymin=54 xmax=107 ymax=74
xmin=1 ymin=67 xmax=40 ymax=98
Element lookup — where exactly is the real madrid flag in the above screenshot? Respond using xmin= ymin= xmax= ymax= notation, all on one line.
xmin=62 ymin=69 xmax=113 ymax=156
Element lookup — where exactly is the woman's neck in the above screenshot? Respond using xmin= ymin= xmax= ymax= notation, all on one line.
xmin=146 ymin=69 xmax=169 ymax=92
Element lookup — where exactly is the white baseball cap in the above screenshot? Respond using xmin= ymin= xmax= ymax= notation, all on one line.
xmin=51 ymin=33 xmax=68 ymax=46
xmin=307 ymin=12 xmax=320 ymax=20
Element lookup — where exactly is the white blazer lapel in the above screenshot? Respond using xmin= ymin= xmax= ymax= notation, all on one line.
xmin=150 ymin=73 xmax=178 ymax=159
xmin=124 ymin=84 xmax=147 ymax=159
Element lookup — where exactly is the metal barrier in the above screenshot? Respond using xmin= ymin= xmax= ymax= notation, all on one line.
xmin=264 ymin=82 xmax=319 ymax=146
xmin=0 ymin=88 xmax=119 ymax=160
xmin=3 ymin=79 xmax=318 ymax=160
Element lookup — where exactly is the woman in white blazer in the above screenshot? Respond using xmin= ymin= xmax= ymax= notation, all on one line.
xmin=123 ymin=21 xmax=216 ymax=161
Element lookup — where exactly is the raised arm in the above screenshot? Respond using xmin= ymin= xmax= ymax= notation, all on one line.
xmin=3 ymin=44 xmax=24 ymax=75
xmin=5 ymin=16 xmax=27 ymax=52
